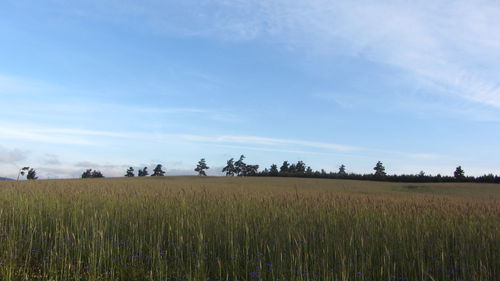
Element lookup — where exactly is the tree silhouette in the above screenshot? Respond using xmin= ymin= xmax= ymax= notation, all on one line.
xmin=138 ymin=167 xmax=148 ymax=177
xmin=373 ymin=161 xmax=386 ymax=178
xmin=152 ymin=164 xmax=165 ymax=176
xmin=454 ymin=166 xmax=465 ymax=181
xmin=280 ymin=161 xmax=290 ymax=174
xmin=27 ymin=168 xmax=38 ymax=180
xmin=81 ymin=169 xmax=92 ymax=178
xmin=234 ymin=155 xmax=246 ymax=176
xmin=195 ymin=158 xmax=209 ymax=176
xmin=222 ymin=158 xmax=236 ymax=176
xmin=296 ymin=161 xmax=306 ymax=173
xmin=91 ymin=170 xmax=104 ymax=178
xmin=17 ymin=167 xmax=30 ymax=181
xmin=82 ymin=169 xmax=104 ymax=178
xmin=338 ymin=164 xmax=347 ymax=176
xmin=125 ymin=167 xmax=135 ymax=177
xmin=269 ymin=164 xmax=279 ymax=176
xmin=245 ymin=164 xmax=259 ymax=176
xmin=306 ymin=166 xmax=313 ymax=174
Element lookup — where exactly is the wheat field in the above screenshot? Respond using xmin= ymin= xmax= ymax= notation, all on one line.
xmin=0 ymin=177 xmax=498 ymax=281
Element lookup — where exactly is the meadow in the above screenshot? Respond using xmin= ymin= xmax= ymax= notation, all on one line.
xmin=0 ymin=177 xmax=498 ymax=281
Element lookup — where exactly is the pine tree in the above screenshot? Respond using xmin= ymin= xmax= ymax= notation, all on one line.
xmin=222 ymin=158 xmax=235 ymax=176
xmin=152 ymin=164 xmax=165 ymax=176
xmin=27 ymin=168 xmax=38 ymax=180
xmin=296 ymin=161 xmax=306 ymax=173
xmin=17 ymin=167 xmax=29 ymax=181
xmin=269 ymin=164 xmax=279 ymax=176
xmin=194 ymin=158 xmax=209 ymax=176
xmin=454 ymin=166 xmax=465 ymax=181
xmin=91 ymin=170 xmax=104 ymax=178
xmin=81 ymin=169 xmax=92 ymax=178
xmin=373 ymin=161 xmax=386 ymax=178
xmin=125 ymin=167 xmax=135 ymax=177
xmin=82 ymin=169 xmax=104 ymax=178
xmin=245 ymin=165 xmax=259 ymax=176
xmin=338 ymin=164 xmax=347 ymax=176
xmin=234 ymin=155 xmax=247 ymax=176
xmin=306 ymin=166 xmax=313 ymax=174
xmin=138 ymin=167 xmax=148 ymax=177
xmin=280 ymin=161 xmax=290 ymax=174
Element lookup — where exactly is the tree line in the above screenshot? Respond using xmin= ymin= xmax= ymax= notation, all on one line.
xmin=255 ymin=160 xmax=500 ymax=183
xmin=15 ymin=156 xmax=500 ymax=183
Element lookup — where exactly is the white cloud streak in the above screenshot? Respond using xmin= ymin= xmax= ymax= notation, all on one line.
xmin=0 ymin=123 xmax=358 ymax=152
xmin=2 ymin=121 xmax=443 ymax=159
xmin=223 ymin=0 xmax=500 ymax=109
xmin=7 ymin=1 xmax=500 ymax=116
xmin=66 ymin=0 xmax=500 ymax=110
xmin=6 ymin=1 xmax=500 ymax=117
xmin=181 ymin=134 xmax=358 ymax=152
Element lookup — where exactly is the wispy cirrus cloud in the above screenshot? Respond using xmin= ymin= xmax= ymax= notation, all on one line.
xmin=0 ymin=127 xmax=95 ymax=145
xmin=55 ymin=0 xmax=500 ymax=111
xmin=7 ymin=1 xmax=500 ymax=116
xmin=406 ymin=153 xmax=441 ymax=160
xmin=216 ymin=0 xmax=500 ymax=110
xmin=181 ymin=134 xmax=358 ymax=152
xmin=0 ymin=123 xmax=358 ymax=152
xmin=1 ymin=123 xmax=441 ymax=160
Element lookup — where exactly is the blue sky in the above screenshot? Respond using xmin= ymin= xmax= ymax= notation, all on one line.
xmin=1 ymin=0 xmax=499 ymax=178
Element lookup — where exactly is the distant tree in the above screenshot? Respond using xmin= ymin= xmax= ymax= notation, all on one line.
xmin=17 ymin=166 xmax=30 ymax=181
xmin=261 ymin=168 xmax=269 ymax=176
xmin=454 ymin=166 xmax=465 ymax=181
xmin=280 ymin=161 xmax=290 ymax=174
xmin=246 ymin=164 xmax=259 ymax=176
xmin=91 ymin=170 xmax=104 ymax=178
xmin=296 ymin=161 xmax=306 ymax=173
xmin=234 ymin=155 xmax=247 ymax=176
xmin=81 ymin=169 xmax=92 ymax=178
xmin=125 ymin=167 xmax=135 ymax=177
xmin=306 ymin=166 xmax=313 ymax=174
xmin=146 ymin=156 xmax=496 ymax=183
xmin=138 ymin=167 xmax=148 ymax=177
xmin=477 ymin=173 xmax=495 ymax=183
xmin=152 ymin=164 xmax=165 ymax=176
xmin=373 ymin=161 xmax=386 ymax=178
xmin=222 ymin=158 xmax=236 ymax=176
xmin=194 ymin=158 xmax=209 ymax=176
xmin=27 ymin=168 xmax=38 ymax=180
xmin=338 ymin=165 xmax=347 ymax=176
xmin=82 ymin=169 xmax=104 ymax=178
xmin=269 ymin=164 xmax=279 ymax=176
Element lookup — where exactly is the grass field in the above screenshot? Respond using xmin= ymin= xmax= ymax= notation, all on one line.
xmin=0 ymin=177 xmax=498 ymax=281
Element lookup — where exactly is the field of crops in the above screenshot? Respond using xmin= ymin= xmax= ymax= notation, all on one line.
xmin=0 ymin=177 xmax=498 ymax=281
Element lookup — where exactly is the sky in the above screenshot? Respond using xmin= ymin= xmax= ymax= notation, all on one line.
xmin=1 ymin=0 xmax=499 ymax=179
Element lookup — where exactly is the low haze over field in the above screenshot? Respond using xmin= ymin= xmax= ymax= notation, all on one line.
xmin=1 ymin=0 xmax=499 ymax=178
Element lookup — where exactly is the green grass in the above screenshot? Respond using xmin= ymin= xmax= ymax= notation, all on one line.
xmin=0 ymin=177 xmax=498 ymax=281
